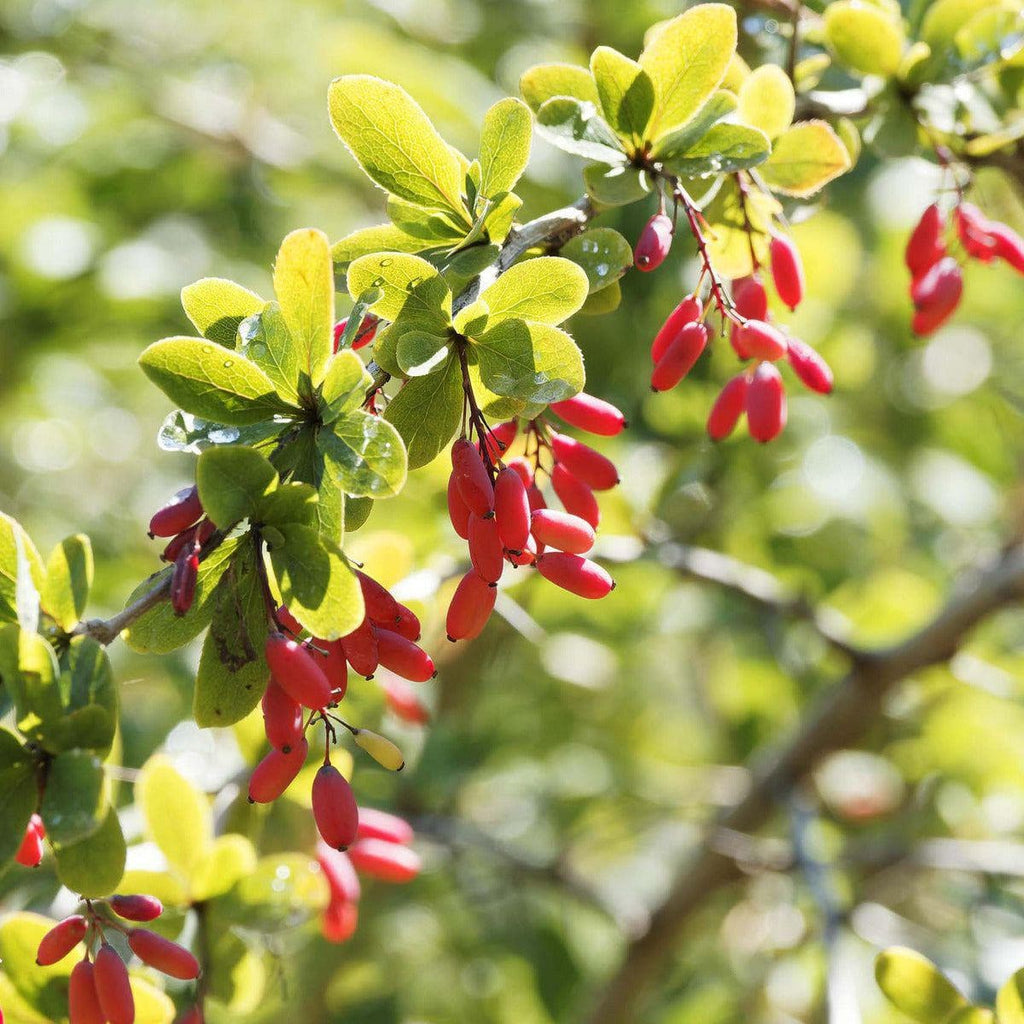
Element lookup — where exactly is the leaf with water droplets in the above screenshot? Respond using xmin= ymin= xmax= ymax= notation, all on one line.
xmin=660 ymin=122 xmax=771 ymax=177
xmin=534 ymin=97 xmax=627 ymax=164
xmin=321 ymin=410 xmax=408 ymax=498
xmin=347 ymin=252 xmax=452 ymax=335
xmin=474 ymin=319 xmax=585 ymax=405
xmin=181 ymin=277 xmax=265 ymax=349
xmin=479 ymin=256 xmax=590 ymax=327
xmin=560 ymin=228 xmax=633 ymax=293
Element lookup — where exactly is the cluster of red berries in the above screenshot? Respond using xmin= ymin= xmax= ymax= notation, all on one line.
xmin=316 ymin=807 xmax=420 ymax=944
xmin=905 ymin=200 xmax=1024 ymax=335
xmin=444 ymin=392 xmax=621 ymax=641
xmin=147 ymin=485 xmax=216 ymax=616
xmin=35 ymin=894 xmax=199 ymax=1024
xmin=634 ymin=211 xmax=833 ymax=443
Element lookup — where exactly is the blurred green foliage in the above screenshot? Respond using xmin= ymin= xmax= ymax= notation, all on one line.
xmin=2 ymin=0 xmax=1024 ymax=1022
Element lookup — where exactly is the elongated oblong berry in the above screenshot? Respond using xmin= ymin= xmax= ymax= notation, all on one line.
xmin=322 ymin=899 xmax=359 ymax=943
xmin=356 ymin=807 xmax=415 ymax=845
xmin=494 ymin=467 xmax=531 ymax=553
xmin=353 ymin=728 xmax=405 ymax=771
xmin=248 ymin=739 xmax=308 ymax=803
xmin=549 ymin=393 xmax=626 ymax=436
xmin=910 ymin=256 xmax=962 ymax=334
xmin=537 ymin=553 xmax=614 ymax=599
xmin=481 ymin=420 xmax=517 ymax=461
xmin=746 ymin=362 xmax=787 ymax=443
xmin=468 ymin=514 xmax=505 ymax=584
xmin=992 ymin=222 xmax=1024 ymax=273
xmin=530 ymin=509 xmax=595 ymax=554
xmin=392 ymin=603 xmax=421 ymax=642
xmin=707 ymin=375 xmax=748 ymax=441
xmin=170 ymin=549 xmax=199 ymax=617
xmin=447 ymin=474 xmax=471 ymax=541
xmin=347 ymin=838 xmax=421 ymax=883
xmin=376 ymin=629 xmax=435 ymax=682
xmin=265 ymin=635 xmax=332 ymax=709
xmin=128 ymin=929 xmax=200 ymax=980
xmin=906 ymin=203 xmax=945 ymax=278
xmin=551 ymin=463 xmax=599 ymax=529
xmin=69 ymin=959 xmax=106 ymax=1024
xmin=956 ymin=202 xmax=997 ymax=262
xmin=312 ymin=639 xmax=349 ymax=700
xmin=786 ymin=337 xmax=833 ymax=394
xmin=651 ymin=296 xmax=702 ymax=362
xmin=446 ymin=571 xmax=497 ymax=642
xmin=15 ymin=814 xmax=44 ymax=867
xmin=634 ymin=212 xmax=673 ymax=271
xmin=357 ymin=571 xmax=400 ymax=627
xmin=312 ymin=764 xmax=360 ymax=851
xmin=317 ymin=842 xmax=361 ymax=903
xmin=148 ymin=485 xmax=203 ymax=538
xmin=549 ymin=434 xmax=619 ymax=490
xmin=94 ymin=944 xmax=134 ymax=1024
xmin=109 ymin=894 xmax=163 ymax=922
xmin=506 ymin=456 xmax=533 ymax=488
xmin=451 ymin=439 xmax=494 ymax=516
xmin=651 ymin=322 xmax=709 ymax=391
xmin=36 ymin=915 xmax=87 ymax=966
xmin=734 ymin=319 xmax=787 ymax=361
xmin=769 ymin=234 xmax=805 ymax=310
xmin=732 ymin=275 xmax=768 ymax=321
xmin=261 ymin=678 xmax=304 ymax=752
xmin=382 ymin=676 xmax=430 ymax=725
xmin=340 ymin=618 xmax=379 ymax=677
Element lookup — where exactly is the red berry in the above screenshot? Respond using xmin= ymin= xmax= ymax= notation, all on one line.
xmin=651 ymin=322 xmax=709 ymax=390
xmin=505 ymin=457 xmax=534 ymax=488
xmin=357 ymin=572 xmax=400 ymax=628
xmin=128 ymin=929 xmax=200 ymax=980
xmin=312 ymin=639 xmax=349 ymax=700
xmin=347 ymin=838 xmax=421 ymax=883
xmin=530 ymin=509 xmax=595 ymax=554
xmin=956 ymin=203 xmax=997 ymax=262
xmin=356 ymin=807 xmax=415 ymax=845
xmin=707 ymin=374 xmax=748 ymax=441
xmin=634 ymin=213 xmax=673 ymax=271
xmin=468 ymin=514 xmax=505 ymax=584
xmin=148 ymin=485 xmax=203 ymax=538
xmin=746 ymin=362 xmax=787 ymax=443
xmin=177 ymin=1007 xmax=204 ymax=1024
xmin=910 ymin=256 xmax=963 ymax=334
xmin=991 ymin=222 xmax=1024 ymax=273
xmin=312 ymin=764 xmax=359 ymax=851
xmin=494 ymin=467 xmax=531 ymax=553
xmin=317 ymin=842 xmax=362 ymax=903
xmin=447 ymin=473 xmax=472 ymax=540
xmin=527 ymin=482 xmax=546 ymax=513
xmin=451 ymin=439 xmax=494 ymax=516
xmin=161 ymin=526 xmax=196 ymax=563
xmin=651 ymin=296 xmax=702 ymax=362
xmin=340 ymin=618 xmax=380 ymax=677
xmin=69 ymin=960 xmax=105 ymax=1024
xmin=248 ymin=739 xmax=308 ymax=803
xmin=375 ymin=630 xmax=435 ymax=682
xmin=334 ymin=315 xmax=377 ymax=352
xmin=906 ymin=203 xmax=945 ymax=278
xmin=536 ymin=553 xmax=614 ymax=599
xmin=170 ymin=548 xmax=199 ymax=617
xmin=261 ymin=678 xmax=305 ymax=752
xmin=322 ymin=899 xmax=359 ymax=943
xmin=36 ymin=915 xmax=88 ymax=966
xmin=732 ymin=275 xmax=769 ymax=321
xmin=446 ymin=571 xmax=497 ymax=642
xmin=15 ymin=814 xmax=44 ymax=867
xmin=507 ymin=533 xmax=540 ymax=567
xmin=769 ymin=234 xmax=805 ymax=310
xmin=265 ymin=635 xmax=332 ymax=709
xmin=734 ymin=319 xmax=787 ymax=361
xmin=392 ymin=603 xmax=421 ymax=642
xmin=382 ymin=676 xmax=430 ymax=725
xmin=93 ymin=944 xmax=134 ymax=1024
xmin=549 ymin=434 xmax=619 ymax=491
xmin=786 ymin=337 xmax=833 ymax=394
xmin=276 ymin=604 xmax=303 ymax=635
xmin=549 ymin=393 xmax=626 ymax=436
xmin=551 ymin=463 xmax=599 ymax=529
xmin=108 ymin=894 xmax=164 ymax=923
xmin=480 ymin=420 xmax=517 ymax=461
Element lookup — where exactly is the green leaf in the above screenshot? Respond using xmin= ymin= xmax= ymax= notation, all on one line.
xmin=138 ymin=755 xmax=212 ymax=875
xmin=156 ymin=410 xmax=283 ymax=456
xmin=475 ymin=319 xmax=585 ymax=404
xmin=997 ymin=964 xmax=1024 ymax=1024
xmin=237 ymin=303 xmax=302 ymax=406
xmin=0 ymin=912 xmax=77 ymax=1020
xmin=645 ymin=88 xmax=738 ymax=158
xmin=123 ymin=537 xmax=239 ymax=654
xmin=320 ymin=350 xmax=372 ymax=424
xmin=560 ymin=228 xmax=634 ymax=293
xmin=53 ymin=804 xmax=126 ymax=897
xmin=181 ymin=278 xmax=264 ymax=349
xmin=194 ymin=547 xmax=269 ymax=728
xmin=40 ymin=750 xmax=108 ymax=845
xmin=948 ymin=1009 xmax=996 ymax=1024
xmin=347 ymin=252 xmax=452 ymax=333
xmin=41 ymin=534 xmax=92 ymax=632
xmin=520 ymin=62 xmax=600 ymax=112
xmin=13 ymin=529 xmax=39 ymax=635
xmin=663 ymin=122 xmax=771 ymax=176
xmin=446 ymin=244 xmax=500 ymax=280
xmin=272 ymin=228 xmax=334 ymax=390
xmin=384 ymin=354 xmax=463 ymax=470
xmin=535 ymin=97 xmax=627 ymax=164
xmin=269 ymin=524 xmax=363 ymax=640
xmin=640 ymin=3 xmax=737 ymax=139
xmin=0 ymin=728 xmax=38 ymax=867
xmin=761 ymin=120 xmax=852 ymax=197
xmin=397 ymin=330 xmax=452 ymax=377
xmin=254 ymin=482 xmax=318 ymax=529
xmin=874 ymin=948 xmax=967 ymax=1022
xmin=479 ymin=256 xmax=590 ymax=326
xmin=0 ymin=514 xmax=45 ymax=627
xmin=386 ymin=195 xmax=466 ymax=242
xmin=825 ymin=0 xmax=905 ymax=76
xmin=0 ymin=627 xmax=63 ymax=751
xmin=479 ymin=97 xmax=532 ymax=197
xmin=737 ymin=65 xmax=795 ymax=140
xmin=921 ymin=0 xmax=999 ymax=48
xmin=190 ymin=834 xmax=258 ymax=902
xmin=139 ymin=337 xmax=293 ymax=425
xmin=52 ymin=636 xmax=117 ymax=755
xmin=583 ymin=163 xmax=651 ymax=207
xmin=579 ymin=278 xmax=622 ymax=315
xmin=590 ymin=46 xmax=655 ymax=147
xmin=196 ymin=445 xmax=278 ymax=529
xmin=218 ymin=854 xmax=328 ymax=934
xmin=344 ymin=496 xmax=374 ymax=532
xmin=331 ymin=224 xmax=436 ymax=270
xmin=453 ymin=299 xmax=490 ymax=336
xmin=481 ymin=191 xmax=522 ymax=245
xmin=321 ymin=411 xmax=408 ymax=498
xmin=277 ymin=428 xmax=343 ymax=544
xmin=328 ymin=74 xmax=468 ymax=215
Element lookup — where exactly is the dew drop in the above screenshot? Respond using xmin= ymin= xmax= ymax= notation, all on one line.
xmin=223 ymin=359 xmax=233 ymax=368
xmin=379 ymin=258 xmax=393 ymax=267
xmin=371 ymin=276 xmax=385 ymax=287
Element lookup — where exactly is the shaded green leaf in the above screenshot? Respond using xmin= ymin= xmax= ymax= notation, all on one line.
xmin=0 ymin=728 xmax=38 ymax=868
xmin=53 ymin=804 xmax=126 ymax=897
xmin=0 ymin=626 xmax=63 ymax=751
xmin=560 ymin=228 xmax=634 ymax=293
xmin=321 ymin=411 xmax=408 ymax=498
xmin=583 ymin=163 xmax=650 ymax=207
xmin=52 ymin=636 xmax=117 ymax=755
xmin=397 ymin=330 xmax=452 ymax=377
xmin=662 ymin=122 xmax=771 ymax=176
xmin=384 ymin=354 xmax=463 ymax=470
xmin=591 ymin=46 xmax=655 ymax=147
xmin=579 ymin=278 xmax=622 ymax=315
xmin=344 ymin=496 xmax=374 ymax=532
xmin=277 ymin=428 xmax=343 ymax=544
xmin=320 ymin=350 xmax=372 ymax=424
xmin=535 ymin=97 xmax=627 ymax=164
xmin=196 ymin=445 xmax=278 ymax=529
xmin=40 ymin=750 xmax=108 ymax=846
xmin=479 ymin=97 xmax=533 ymax=197
xmin=237 ymin=303 xmax=302 ymax=405
xmin=181 ymin=278 xmax=264 ymax=349
xmin=254 ymin=482 xmax=318 ymax=529
xmin=41 ymin=534 xmax=92 ymax=632
xmin=386 ymin=195 xmax=466 ymax=242
xmin=475 ymin=319 xmax=585 ymax=404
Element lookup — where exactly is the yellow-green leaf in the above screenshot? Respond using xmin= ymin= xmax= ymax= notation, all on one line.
xmin=760 ymin=120 xmax=852 ymax=197
xmin=737 ymin=64 xmax=795 ymax=139
xmin=997 ymin=964 xmax=1024 ymax=1024
xmin=590 ymin=46 xmax=655 ymax=147
xmin=41 ymin=534 xmax=92 ymax=632
xmin=479 ymin=256 xmax=590 ymax=326
xmin=0 ymin=912 xmax=77 ymax=1020
xmin=137 ymin=755 xmax=213 ymax=875
xmin=875 ymin=947 xmax=967 ymax=1022
xmin=824 ymin=0 xmax=905 ymax=77
xmin=520 ymin=62 xmax=599 ymax=113
xmin=180 ymin=277 xmax=264 ymax=349
xmin=479 ymin=97 xmax=532 ymax=197
xmin=347 ymin=252 xmax=452 ymax=333
xmin=190 ymin=834 xmax=258 ymax=901
xmin=331 ymin=223 xmax=435 ymax=270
